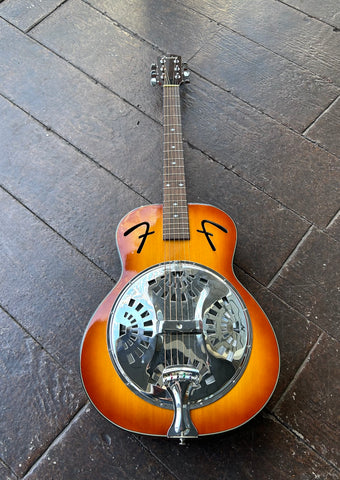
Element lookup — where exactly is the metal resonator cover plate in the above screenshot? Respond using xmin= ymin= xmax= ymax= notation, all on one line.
xmin=108 ymin=261 xmax=252 ymax=409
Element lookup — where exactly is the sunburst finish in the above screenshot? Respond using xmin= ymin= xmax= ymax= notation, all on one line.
xmin=80 ymin=55 xmax=279 ymax=440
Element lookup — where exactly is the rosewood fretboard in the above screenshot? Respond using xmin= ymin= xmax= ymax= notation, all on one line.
xmin=163 ymin=85 xmax=190 ymax=240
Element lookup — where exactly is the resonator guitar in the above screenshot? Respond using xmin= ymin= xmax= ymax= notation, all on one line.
xmin=80 ymin=55 xmax=280 ymax=443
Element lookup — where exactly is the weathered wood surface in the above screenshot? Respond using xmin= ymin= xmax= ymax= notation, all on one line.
xmin=0 ymin=0 xmax=339 ymax=478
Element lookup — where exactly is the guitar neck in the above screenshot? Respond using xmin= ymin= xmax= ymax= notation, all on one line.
xmin=163 ymin=85 xmax=190 ymax=240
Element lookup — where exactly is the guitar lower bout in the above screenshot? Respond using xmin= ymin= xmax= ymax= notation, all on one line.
xmin=80 ymin=203 xmax=280 ymax=439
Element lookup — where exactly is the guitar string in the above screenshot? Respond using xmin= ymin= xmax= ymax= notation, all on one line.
xmin=168 ymin=83 xmax=176 ymax=367
xmin=177 ymin=78 xmax=192 ymax=368
xmin=171 ymin=71 xmax=191 ymax=368
xmin=170 ymin=81 xmax=179 ymax=368
xmin=166 ymin=82 xmax=174 ymax=366
xmin=173 ymin=82 xmax=186 ymax=367
xmin=172 ymin=83 xmax=180 ymax=367
xmin=163 ymin=60 xmax=193 ymax=375
xmin=174 ymin=81 xmax=185 ymax=367
xmin=166 ymin=77 xmax=180 ymax=368
xmin=172 ymin=74 xmax=190 ymax=368
xmin=164 ymin=66 xmax=174 ymax=370
xmin=163 ymin=69 xmax=169 ymax=370
xmin=168 ymin=79 xmax=175 ymax=369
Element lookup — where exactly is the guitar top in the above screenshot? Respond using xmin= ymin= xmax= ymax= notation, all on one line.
xmin=80 ymin=55 xmax=280 ymax=444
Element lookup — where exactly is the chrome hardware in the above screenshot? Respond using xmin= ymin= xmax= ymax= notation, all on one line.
xmin=150 ymin=63 xmax=159 ymax=87
xmin=163 ymin=366 xmax=200 ymax=440
xmin=182 ymin=63 xmax=190 ymax=83
xmin=107 ymin=261 xmax=252 ymax=440
xmin=162 ymin=319 xmax=202 ymax=333
xmin=150 ymin=55 xmax=190 ymax=86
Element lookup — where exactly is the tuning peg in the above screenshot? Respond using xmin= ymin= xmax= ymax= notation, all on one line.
xmin=182 ymin=63 xmax=190 ymax=83
xmin=150 ymin=62 xmax=159 ymax=87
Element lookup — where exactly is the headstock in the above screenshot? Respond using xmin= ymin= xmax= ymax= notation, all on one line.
xmin=150 ymin=55 xmax=190 ymax=87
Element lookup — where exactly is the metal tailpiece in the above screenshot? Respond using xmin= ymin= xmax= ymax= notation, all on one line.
xmin=163 ymin=366 xmax=199 ymax=441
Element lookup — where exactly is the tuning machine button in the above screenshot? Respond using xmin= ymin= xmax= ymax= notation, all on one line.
xmin=150 ymin=63 xmax=159 ymax=87
xmin=182 ymin=63 xmax=190 ymax=83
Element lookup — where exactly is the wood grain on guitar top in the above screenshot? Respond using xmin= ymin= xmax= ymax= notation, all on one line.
xmin=80 ymin=203 xmax=280 ymax=436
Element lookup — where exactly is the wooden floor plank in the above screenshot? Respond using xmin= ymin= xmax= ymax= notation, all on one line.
xmin=0 ymin=1 xmax=339 ymax=477
xmin=85 ymin=0 xmax=220 ymax=60
xmin=305 ymin=95 xmax=340 ymax=157
xmin=24 ymin=406 xmax=177 ymax=480
xmin=137 ymin=414 xmax=339 ymax=480
xmin=190 ymin=27 xmax=339 ymax=132
xmin=274 ymin=334 xmax=340 ymax=469
xmin=179 ymin=0 xmax=340 ymax=85
xmin=270 ymin=227 xmax=340 ymax=340
xmin=281 ymin=0 xmax=340 ymax=28
xmin=0 ymin=95 xmax=145 ymax=280
xmin=32 ymin=0 xmax=340 ymax=133
xmin=0 ymin=187 xmax=113 ymax=372
xmin=0 ymin=0 xmax=64 ymax=31
xmin=0 ymin=308 xmax=85 ymax=476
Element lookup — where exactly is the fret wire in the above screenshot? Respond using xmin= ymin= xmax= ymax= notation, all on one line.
xmin=163 ymin=84 xmax=189 ymax=239
xmin=164 ymin=153 xmax=184 ymax=155
xmin=164 ymin=163 xmax=184 ymax=165
xmin=163 ymin=209 xmax=188 ymax=212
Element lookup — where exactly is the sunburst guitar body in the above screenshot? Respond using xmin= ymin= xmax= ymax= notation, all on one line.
xmin=80 ymin=55 xmax=279 ymax=443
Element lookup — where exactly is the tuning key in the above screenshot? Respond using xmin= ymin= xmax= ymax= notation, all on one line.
xmin=150 ymin=62 xmax=159 ymax=86
xmin=182 ymin=63 xmax=190 ymax=83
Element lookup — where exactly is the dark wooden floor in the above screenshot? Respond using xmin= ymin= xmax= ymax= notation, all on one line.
xmin=0 ymin=0 xmax=339 ymax=478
